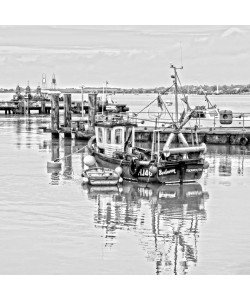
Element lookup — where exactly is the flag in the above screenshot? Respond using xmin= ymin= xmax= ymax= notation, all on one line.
xmin=181 ymin=95 xmax=188 ymax=104
xmin=157 ymin=94 xmax=164 ymax=110
xmin=181 ymin=95 xmax=191 ymax=111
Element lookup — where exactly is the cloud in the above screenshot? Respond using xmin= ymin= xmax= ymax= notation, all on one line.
xmin=1 ymin=25 xmax=250 ymax=87
xmin=221 ymin=27 xmax=246 ymax=38
xmin=16 ymin=55 xmax=39 ymax=63
xmin=195 ymin=36 xmax=209 ymax=43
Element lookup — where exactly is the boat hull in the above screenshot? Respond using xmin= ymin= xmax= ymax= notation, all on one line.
xmin=83 ymin=167 xmax=119 ymax=186
xmin=75 ymin=131 xmax=94 ymax=140
xmin=94 ymin=152 xmax=204 ymax=184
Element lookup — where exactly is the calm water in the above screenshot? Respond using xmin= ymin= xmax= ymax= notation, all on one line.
xmin=1 ymin=94 xmax=250 ymax=274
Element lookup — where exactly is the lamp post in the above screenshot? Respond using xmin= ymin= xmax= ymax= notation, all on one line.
xmin=81 ymin=85 xmax=85 ymax=118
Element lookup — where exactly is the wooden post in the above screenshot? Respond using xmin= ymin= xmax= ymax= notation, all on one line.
xmin=63 ymin=93 xmax=72 ymax=138
xmin=81 ymin=86 xmax=84 ymax=118
xmin=51 ymin=94 xmax=60 ymax=139
xmin=27 ymin=98 xmax=30 ymax=115
xmin=48 ymin=141 xmax=60 ymax=184
xmin=88 ymin=92 xmax=97 ymax=128
xmin=51 ymin=140 xmax=60 ymax=162
xmin=20 ymin=101 xmax=25 ymax=114
xmin=41 ymin=100 xmax=46 ymax=114
xmin=63 ymin=139 xmax=72 ymax=178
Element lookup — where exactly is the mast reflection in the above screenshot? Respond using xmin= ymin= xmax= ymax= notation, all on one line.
xmin=87 ymin=182 xmax=209 ymax=275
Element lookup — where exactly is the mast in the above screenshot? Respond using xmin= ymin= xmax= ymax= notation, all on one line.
xmin=105 ymin=81 xmax=108 ymax=102
xmin=102 ymin=83 xmax=105 ymax=114
xmin=170 ymin=64 xmax=183 ymax=123
xmin=174 ymin=68 xmax=178 ymax=123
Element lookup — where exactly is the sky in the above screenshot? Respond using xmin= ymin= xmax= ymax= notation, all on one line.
xmin=1 ymin=25 xmax=250 ymax=88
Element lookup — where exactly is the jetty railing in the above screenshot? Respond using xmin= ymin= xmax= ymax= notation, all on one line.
xmin=0 ymin=101 xmax=17 ymax=108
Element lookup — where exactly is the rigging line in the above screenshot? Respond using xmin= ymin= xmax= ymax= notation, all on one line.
xmin=162 ymin=98 xmax=175 ymax=124
xmin=176 ymin=73 xmax=187 ymax=99
xmin=137 ymin=97 xmax=157 ymax=115
xmin=54 ymin=145 xmax=86 ymax=162
xmin=161 ymin=83 xmax=175 ymax=95
xmin=157 ymin=83 xmax=176 ymax=125
xmin=136 ymin=84 xmax=174 ymax=115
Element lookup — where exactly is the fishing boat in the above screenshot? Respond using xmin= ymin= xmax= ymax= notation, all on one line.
xmin=87 ymin=65 xmax=209 ymax=184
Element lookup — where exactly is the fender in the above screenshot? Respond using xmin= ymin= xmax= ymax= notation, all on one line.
xmin=129 ymin=157 xmax=141 ymax=177
xmin=87 ymin=135 xmax=96 ymax=154
xmin=240 ymin=136 xmax=248 ymax=146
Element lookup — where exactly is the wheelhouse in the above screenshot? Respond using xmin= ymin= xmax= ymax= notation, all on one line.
xmin=94 ymin=114 xmax=136 ymax=157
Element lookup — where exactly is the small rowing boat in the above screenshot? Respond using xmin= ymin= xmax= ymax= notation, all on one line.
xmin=82 ymin=167 xmax=121 ymax=186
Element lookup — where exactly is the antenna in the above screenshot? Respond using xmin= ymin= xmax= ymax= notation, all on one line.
xmin=51 ymin=74 xmax=57 ymax=90
xmin=42 ymin=73 xmax=47 ymax=89
xmin=179 ymin=41 xmax=183 ymax=67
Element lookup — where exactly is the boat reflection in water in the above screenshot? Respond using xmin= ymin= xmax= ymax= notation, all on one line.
xmin=86 ymin=182 xmax=209 ymax=275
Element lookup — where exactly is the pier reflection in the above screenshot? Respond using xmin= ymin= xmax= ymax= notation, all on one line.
xmin=87 ymin=182 xmax=209 ymax=275
xmin=48 ymin=141 xmax=60 ymax=185
xmin=63 ymin=139 xmax=73 ymax=179
xmin=205 ymin=145 xmax=248 ymax=178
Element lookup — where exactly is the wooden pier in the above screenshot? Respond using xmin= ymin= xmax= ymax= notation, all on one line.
xmin=0 ymin=98 xmax=89 ymax=115
xmin=49 ymin=92 xmax=97 ymax=141
xmin=0 ymin=100 xmax=65 ymax=115
xmin=3 ymin=91 xmax=250 ymax=146
xmin=135 ymin=127 xmax=250 ymax=146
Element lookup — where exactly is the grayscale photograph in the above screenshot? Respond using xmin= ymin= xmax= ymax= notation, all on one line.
xmin=1 ymin=24 xmax=250 ymax=276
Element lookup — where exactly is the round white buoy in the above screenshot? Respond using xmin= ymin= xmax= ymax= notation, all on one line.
xmin=163 ymin=146 xmax=170 ymax=157
xmin=83 ymin=165 xmax=90 ymax=171
xmin=83 ymin=155 xmax=96 ymax=167
xmin=149 ymin=165 xmax=158 ymax=175
xmin=201 ymin=142 xmax=207 ymax=154
xmin=82 ymin=177 xmax=89 ymax=184
xmin=115 ymin=166 xmax=123 ymax=176
xmin=118 ymin=177 xmax=123 ymax=183
xmin=47 ymin=161 xmax=62 ymax=169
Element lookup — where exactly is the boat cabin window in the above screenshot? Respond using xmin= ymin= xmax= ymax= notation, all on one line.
xmin=98 ymin=128 xmax=103 ymax=143
xmin=115 ymin=129 xmax=122 ymax=144
xmin=106 ymin=128 xmax=112 ymax=144
xmin=208 ymin=110 xmax=218 ymax=117
xmin=197 ymin=112 xmax=206 ymax=118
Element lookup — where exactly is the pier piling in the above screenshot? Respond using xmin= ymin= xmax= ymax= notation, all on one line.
xmin=47 ymin=141 xmax=61 ymax=185
xmin=88 ymin=92 xmax=97 ymax=127
xmin=27 ymin=99 xmax=30 ymax=115
xmin=41 ymin=100 xmax=46 ymax=114
xmin=63 ymin=139 xmax=72 ymax=178
xmin=63 ymin=93 xmax=72 ymax=138
xmin=51 ymin=94 xmax=60 ymax=139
